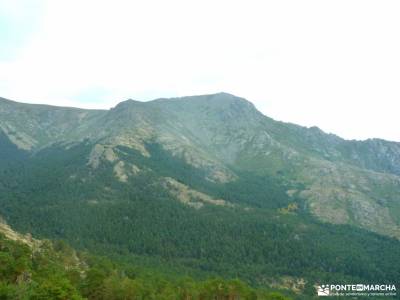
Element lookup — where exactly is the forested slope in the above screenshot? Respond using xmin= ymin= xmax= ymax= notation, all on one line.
xmin=0 ymin=222 xmax=291 ymax=299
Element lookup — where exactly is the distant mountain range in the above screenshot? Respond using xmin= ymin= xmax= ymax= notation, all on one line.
xmin=1 ymin=93 xmax=399 ymax=293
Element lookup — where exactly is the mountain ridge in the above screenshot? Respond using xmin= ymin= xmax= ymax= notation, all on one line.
xmin=2 ymin=93 xmax=399 ymax=144
xmin=0 ymin=94 xmax=394 ymax=140
xmin=1 ymin=93 xmax=400 ymax=238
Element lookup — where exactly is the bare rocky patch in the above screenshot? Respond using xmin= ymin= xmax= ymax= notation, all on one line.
xmin=162 ymin=177 xmax=234 ymax=209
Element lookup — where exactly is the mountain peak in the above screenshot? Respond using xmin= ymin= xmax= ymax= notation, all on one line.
xmin=146 ymin=92 xmax=258 ymax=116
xmin=110 ymin=93 xmax=259 ymax=119
xmin=113 ymin=98 xmax=142 ymax=107
xmin=211 ymin=91 xmax=239 ymax=98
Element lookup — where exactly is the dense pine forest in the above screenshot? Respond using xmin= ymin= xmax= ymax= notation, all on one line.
xmin=0 ymin=232 xmax=291 ymax=299
xmin=0 ymin=140 xmax=399 ymax=299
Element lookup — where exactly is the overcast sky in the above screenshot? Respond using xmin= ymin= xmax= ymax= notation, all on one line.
xmin=1 ymin=1 xmax=399 ymax=141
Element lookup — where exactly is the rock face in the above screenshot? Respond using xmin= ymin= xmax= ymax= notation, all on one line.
xmin=1 ymin=93 xmax=400 ymax=238
xmin=0 ymin=217 xmax=37 ymax=247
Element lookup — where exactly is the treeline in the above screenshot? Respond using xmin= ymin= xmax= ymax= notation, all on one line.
xmin=0 ymin=234 xmax=290 ymax=299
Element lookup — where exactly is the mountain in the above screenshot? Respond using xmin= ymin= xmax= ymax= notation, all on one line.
xmin=0 ymin=93 xmax=399 ymax=295
xmin=1 ymin=93 xmax=399 ymax=237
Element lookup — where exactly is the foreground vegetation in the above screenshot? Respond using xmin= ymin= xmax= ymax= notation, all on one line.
xmin=0 ymin=233 xmax=291 ymax=299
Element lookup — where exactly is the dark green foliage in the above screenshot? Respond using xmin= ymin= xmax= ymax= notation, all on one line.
xmin=0 ymin=141 xmax=399 ymax=298
xmin=117 ymin=143 xmax=298 ymax=209
xmin=0 ymin=234 xmax=84 ymax=299
xmin=0 ymin=234 xmax=289 ymax=299
xmin=0 ymin=131 xmax=28 ymax=169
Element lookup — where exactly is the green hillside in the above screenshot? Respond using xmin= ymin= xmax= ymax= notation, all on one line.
xmin=1 ymin=223 xmax=290 ymax=299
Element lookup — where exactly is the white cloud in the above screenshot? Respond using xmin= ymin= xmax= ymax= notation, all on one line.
xmin=0 ymin=0 xmax=399 ymax=141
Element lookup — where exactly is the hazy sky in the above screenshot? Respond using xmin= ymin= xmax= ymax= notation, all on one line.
xmin=1 ymin=1 xmax=399 ymax=141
